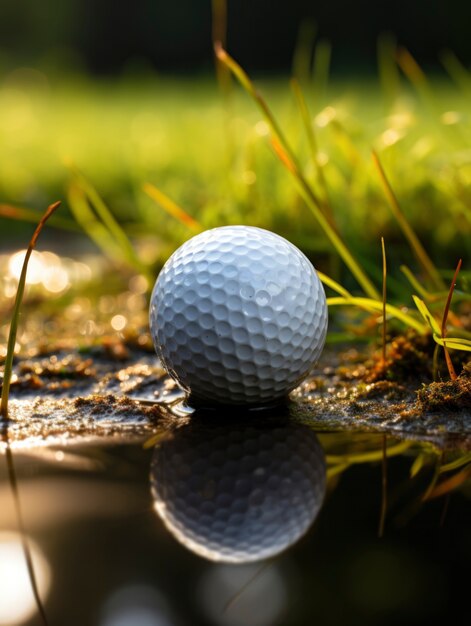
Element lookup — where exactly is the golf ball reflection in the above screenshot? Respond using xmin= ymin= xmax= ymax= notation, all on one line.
xmin=150 ymin=420 xmax=326 ymax=562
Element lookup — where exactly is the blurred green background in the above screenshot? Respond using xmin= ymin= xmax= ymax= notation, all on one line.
xmin=0 ymin=0 xmax=470 ymax=291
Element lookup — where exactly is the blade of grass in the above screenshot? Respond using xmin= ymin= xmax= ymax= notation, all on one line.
xmin=275 ymin=140 xmax=380 ymax=299
xmin=143 ymin=182 xmax=203 ymax=232
xmin=214 ymin=44 xmax=306 ymax=175
xmin=68 ymin=164 xmax=146 ymax=274
xmin=0 ymin=204 xmax=78 ymax=231
xmin=377 ymin=33 xmax=400 ymax=108
xmin=421 ymin=453 xmax=443 ymax=502
xmin=215 ymin=44 xmax=380 ymax=300
xmin=439 ymin=50 xmax=471 ymax=96
xmin=1 ymin=201 xmax=61 ymax=419
xmin=317 ymin=271 xmax=352 ymax=298
xmin=381 ymin=237 xmax=387 ymax=365
xmin=432 ymin=336 xmax=471 ymax=353
xmin=401 ymin=268 xmax=458 ymax=306
xmin=432 ymin=343 xmax=440 ymax=381
xmin=290 ymin=78 xmax=334 ymax=220
xmin=326 ymin=463 xmax=350 ymax=479
xmin=400 ymin=265 xmax=438 ymax=301
xmin=441 ymin=259 xmax=462 ymax=379
xmin=211 ymin=0 xmax=235 ymax=166
xmin=326 ymin=440 xmax=410 ymax=465
xmin=378 ymin=434 xmax=388 ymax=538
xmin=0 ymin=201 xmax=59 ymax=626
xmin=424 ymin=464 xmax=471 ymax=500
xmin=412 ymin=295 xmax=442 ymax=335
xmin=312 ymin=38 xmax=331 ymax=106
xmin=372 ymin=150 xmax=445 ymax=291
xmin=67 ymin=182 xmax=128 ymax=265
xmin=292 ymin=19 xmax=317 ymax=85
xmin=395 ymin=47 xmax=437 ymax=111
xmin=396 ymin=46 xmax=463 ymax=147
xmin=0 ymin=428 xmax=49 ymax=625
xmin=439 ymin=453 xmax=471 ymax=473
xmin=212 ymin=0 xmax=228 ymax=50
xmin=410 ymin=452 xmax=432 ymax=478
xmin=270 ymin=136 xmax=298 ymax=175
xmin=327 ymin=296 xmax=427 ymax=334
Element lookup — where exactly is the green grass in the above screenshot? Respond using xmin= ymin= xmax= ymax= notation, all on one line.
xmin=1 ymin=70 xmax=470 ymax=273
xmin=0 ymin=54 xmax=470 ymax=359
xmin=1 ymin=201 xmax=60 ymax=420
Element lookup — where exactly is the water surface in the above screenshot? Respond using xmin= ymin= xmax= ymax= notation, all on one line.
xmin=0 ymin=417 xmax=468 ymax=626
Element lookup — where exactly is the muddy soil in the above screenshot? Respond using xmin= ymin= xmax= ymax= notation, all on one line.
xmin=2 ymin=335 xmax=470 ymax=451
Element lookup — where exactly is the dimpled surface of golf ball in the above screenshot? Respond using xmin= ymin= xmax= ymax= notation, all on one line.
xmin=151 ymin=421 xmax=326 ymax=562
xmin=149 ymin=225 xmax=327 ymax=406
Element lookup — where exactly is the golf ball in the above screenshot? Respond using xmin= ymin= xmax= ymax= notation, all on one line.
xmin=150 ymin=420 xmax=326 ymax=562
xmin=149 ymin=225 xmax=327 ymax=406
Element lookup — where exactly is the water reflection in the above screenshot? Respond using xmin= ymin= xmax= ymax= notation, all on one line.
xmin=0 ymin=531 xmax=51 ymax=625
xmin=100 ymin=584 xmax=176 ymax=626
xmin=198 ymin=563 xmax=288 ymax=626
xmin=150 ymin=418 xmax=326 ymax=562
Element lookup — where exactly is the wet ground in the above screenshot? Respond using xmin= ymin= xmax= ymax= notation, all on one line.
xmin=0 ymin=337 xmax=470 ymax=626
xmin=3 ymin=338 xmax=470 ymax=450
xmin=0 ymin=250 xmax=470 ymax=625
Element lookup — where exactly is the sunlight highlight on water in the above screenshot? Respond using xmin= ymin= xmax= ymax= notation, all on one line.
xmin=0 ymin=532 xmax=51 ymax=625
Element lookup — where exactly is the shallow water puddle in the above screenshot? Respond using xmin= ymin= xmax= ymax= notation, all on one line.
xmin=0 ymin=416 xmax=469 ymax=626
xmin=1 ymin=341 xmax=470 ymax=624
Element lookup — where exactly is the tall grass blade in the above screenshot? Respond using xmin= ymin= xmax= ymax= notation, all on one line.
xmin=439 ymin=50 xmax=471 ymax=95
xmin=381 ymin=237 xmax=387 ymax=364
xmin=0 ymin=201 xmax=59 ymax=626
xmin=1 ymin=201 xmax=61 ymax=420
xmin=292 ymin=20 xmax=317 ymax=85
xmin=0 ymin=204 xmax=77 ymax=231
xmin=312 ymin=38 xmax=331 ymax=106
xmin=143 ymin=182 xmax=203 ymax=232
xmin=432 ymin=336 xmax=471 ymax=352
xmin=414 ymin=284 xmax=470 ymax=354
xmin=410 ymin=452 xmax=431 ymax=478
xmin=424 ymin=464 xmax=471 ymax=500
xmin=377 ymin=33 xmax=400 ymax=107
xmin=68 ymin=164 xmax=146 ymax=274
xmin=396 ymin=47 xmax=436 ymax=111
xmin=326 ymin=441 xmax=410 ymax=465
xmin=400 ymin=265 xmax=440 ymax=301
xmin=439 ymin=453 xmax=471 ymax=473
xmin=211 ymin=0 xmax=234 ymax=162
xmin=216 ymin=45 xmax=380 ymax=299
xmin=378 ymin=434 xmax=388 ymax=538
xmin=412 ymin=295 xmax=442 ymax=335
xmin=317 ymin=271 xmax=352 ymax=298
xmin=0 ymin=431 xmax=50 ymax=626
xmin=212 ymin=0 xmax=228 ymax=49
xmin=290 ymin=78 xmax=333 ymax=219
xmin=214 ymin=44 xmax=304 ymax=172
xmin=441 ymin=259 xmax=462 ymax=378
xmin=328 ymin=296 xmax=427 ymax=333
xmin=67 ymin=183 xmax=126 ymax=265
xmin=372 ymin=150 xmax=445 ymax=291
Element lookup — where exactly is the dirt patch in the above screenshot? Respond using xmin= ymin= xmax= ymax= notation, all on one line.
xmin=1 ymin=336 xmax=470 ymax=450
xmin=417 ymin=367 xmax=471 ymax=412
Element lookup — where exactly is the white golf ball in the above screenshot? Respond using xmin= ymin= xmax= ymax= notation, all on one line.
xmin=149 ymin=226 xmax=327 ymax=406
xmin=150 ymin=421 xmax=326 ymax=562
